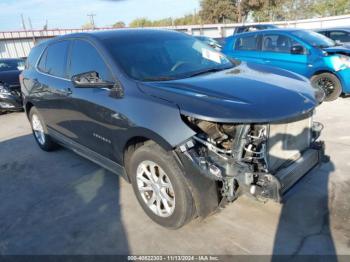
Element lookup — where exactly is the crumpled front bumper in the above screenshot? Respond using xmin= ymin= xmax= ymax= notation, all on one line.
xmin=251 ymin=141 xmax=326 ymax=203
xmin=178 ymin=138 xmax=326 ymax=204
xmin=0 ymin=93 xmax=23 ymax=111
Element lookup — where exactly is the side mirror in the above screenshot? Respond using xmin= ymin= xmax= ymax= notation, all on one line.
xmin=72 ymin=71 xmax=114 ymax=88
xmin=291 ymin=45 xmax=305 ymax=55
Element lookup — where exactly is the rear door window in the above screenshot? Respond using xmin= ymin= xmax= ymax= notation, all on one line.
xmin=38 ymin=41 xmax=70 ymax=78
xmin=234 ymin=35 xmax=260 ymax=51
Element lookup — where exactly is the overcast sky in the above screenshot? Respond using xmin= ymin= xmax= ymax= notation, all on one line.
xmin=0 ymin=0 xmax=200 ymax=31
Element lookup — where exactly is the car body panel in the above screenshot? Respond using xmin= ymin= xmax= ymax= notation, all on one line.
xmin=223 ymin=29 xmax=350 ymax=94
xmin=0 ymin=70 xmax=22 ymax=86
xmin=21 ymin=30 xmax=321 ymax=157
xmin=21 ymin=37 xmax=196 ymax=164
xmin=20 ymin=29 xmax=326 ymax=219
xmin=139 ymin=62 xmax=317 ymax=123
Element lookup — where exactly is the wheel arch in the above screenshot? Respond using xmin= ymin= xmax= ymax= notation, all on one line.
xmin=122 ymin=128 xmax=176 ymax=180
xmin=311 ymin=69 xmax=338 ymax=77
xmin=24 ymin=101 xmax=34 ymax=118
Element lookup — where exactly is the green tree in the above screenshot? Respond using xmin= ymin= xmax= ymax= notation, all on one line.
xmin=129 ymin=18 xmax=153 ymax=27
xmin=199 ymin=0 xmax=238 ymax=23
xmin=313 ymin=0 xmax=350 ymax=17
xmin=113 ymin=21 xmax=126 ymax=28
xmin=174 ymin=14 xmax=201 ymax=26
xmin=152 ymin=18 xmax=173 ymax=27
xmin=82 ymin=22 xmax=94 ymax=29
xmin=240 ymin=0 xmax=270 ymax=21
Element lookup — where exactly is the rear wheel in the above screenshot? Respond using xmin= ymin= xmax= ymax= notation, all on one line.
xmin=127 ymin=142 xmax=195 ymax=229
xmin=29 ymin=107 xmax=58 ymax=151
xmin=311 ymin=73 xmax=342 ymax=101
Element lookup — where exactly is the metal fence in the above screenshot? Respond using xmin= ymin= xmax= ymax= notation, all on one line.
xmin=1 ymin=14 xmax=350 ymax=59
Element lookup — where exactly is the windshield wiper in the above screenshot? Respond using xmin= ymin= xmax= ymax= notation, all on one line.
xmin=317 ymin=44 xmax=335 ymax=48
xmin=188 ymin=66 xmax=231 ymax=78
xmin=142 ymin=76 xmax=177 ymax=82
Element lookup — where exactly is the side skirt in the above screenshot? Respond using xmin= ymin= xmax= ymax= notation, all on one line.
xmin=48 ymin=127 xmax=129 ymax=182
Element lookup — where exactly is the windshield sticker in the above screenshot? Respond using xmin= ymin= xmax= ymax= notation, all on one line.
xmin=202 ymin=48 xmax=222 ymax=64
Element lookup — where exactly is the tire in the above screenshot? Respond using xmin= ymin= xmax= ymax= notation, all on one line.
xmin=127 ymin=142 xmax=195 ymax=229
xmin=29 ymin=107 xmax=58 ymax=151
xmin=311 ymin=73 xmax=342 ymax=101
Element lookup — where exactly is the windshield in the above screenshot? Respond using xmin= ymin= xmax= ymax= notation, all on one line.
xmin=291 ymin=30 xmax=336 ymax=48
xmin=105 ymin=36 xmax=233 ymax=81
xmin=0 ymin=59 xmax=25 ymax=72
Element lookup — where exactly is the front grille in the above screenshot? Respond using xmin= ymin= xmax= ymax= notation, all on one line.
xmin=267 ymin=116 xmax=312 ymax=172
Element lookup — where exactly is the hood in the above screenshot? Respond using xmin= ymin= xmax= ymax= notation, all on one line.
xmin=0 ymin=70 xmax=21 ymax=87
xmin=138 ymin=62 xmax=319 ymax=123
xmin=322 ymin=45 xmax=350 ymax=55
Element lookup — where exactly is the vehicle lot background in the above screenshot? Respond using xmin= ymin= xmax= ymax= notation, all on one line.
xmin=0 ymin=98 xmax=349 ymax=255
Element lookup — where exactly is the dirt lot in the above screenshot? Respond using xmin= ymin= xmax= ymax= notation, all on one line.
xmin=0 ymin=98 xmax=349 ymax=256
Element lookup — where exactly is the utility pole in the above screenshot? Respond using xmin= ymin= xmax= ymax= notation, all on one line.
xmin=28 ymin=17 xmax=33 ymax=30
xmin=21 ymin=14 xmax=26 ymax=30
xmin=43 ymin=19 xmax=48 ymax=30
xmin=87 ymin=13 xmax=96 ymax=29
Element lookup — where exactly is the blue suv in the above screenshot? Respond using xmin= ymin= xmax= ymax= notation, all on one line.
xmin=223 ymin=29 xmax=350 ymax=101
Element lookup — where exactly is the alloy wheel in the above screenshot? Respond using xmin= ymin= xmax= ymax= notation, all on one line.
xmin=136 ymin=160 xmax=175 ymax=217
xmin=31 ymin=114 xmax=45 ymax=145
xmin=316 ymin=77 xmax=335 ymax=96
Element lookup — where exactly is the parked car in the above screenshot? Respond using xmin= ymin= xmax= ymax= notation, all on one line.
xmin=0 ymin=58 xmax=25 ymax=113
xmin=21 ymin=29 xmax=325 ymax=228
xmin=233 ymin=24 xmax=278 ymax=35
xmin=194 ymin=36 xmax=222 ymax=50
xmin=223 ymin=29 xmax=350 ymax=101
xmin=316 ymin=27 xmax=350 ymax=48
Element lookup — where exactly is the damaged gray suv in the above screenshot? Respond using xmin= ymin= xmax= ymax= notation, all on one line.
xmin=21 ymin=29 xmax=326 ymax=228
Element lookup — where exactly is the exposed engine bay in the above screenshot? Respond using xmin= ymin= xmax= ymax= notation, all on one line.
xmin=178 ymin=113 xmax=325 ymax=204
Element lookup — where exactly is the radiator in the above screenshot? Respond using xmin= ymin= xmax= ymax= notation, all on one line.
xmin=267 ymin=117 xmax=312 ymax=172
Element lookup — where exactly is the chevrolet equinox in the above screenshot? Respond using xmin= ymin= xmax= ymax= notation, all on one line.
xmin=21 ymin=29 xmax=326 ymax=228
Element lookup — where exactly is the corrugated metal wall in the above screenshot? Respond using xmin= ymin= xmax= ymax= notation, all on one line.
xmin=1 ymin=14 xmax=350 ymax=59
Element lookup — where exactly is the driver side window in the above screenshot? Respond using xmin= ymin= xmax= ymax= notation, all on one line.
xmin=69 ymin=40 xmax=113 ymax=82
xmin=329 ymin=31 xmax=350 ymax=43
xmin=262 ymin=34 xmax=304 ymax=54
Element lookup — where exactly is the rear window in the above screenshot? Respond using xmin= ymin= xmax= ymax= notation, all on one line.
xmin=235 ymin=35 xmax=259 ymax=51
xmin=26 ymin=44 xmax=45 ymax=70
xmin=38 ymin=41 xmax=70 ymax=78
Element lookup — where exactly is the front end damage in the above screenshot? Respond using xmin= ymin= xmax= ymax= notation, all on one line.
xmin=176 ymin=112 xmax=325 ymax=206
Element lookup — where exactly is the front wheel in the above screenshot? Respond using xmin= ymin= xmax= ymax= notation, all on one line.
xmin=127 ymin=142 xmax=195 ymax=229
xmin=311 ymin=73 xmax=342 ymax=101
